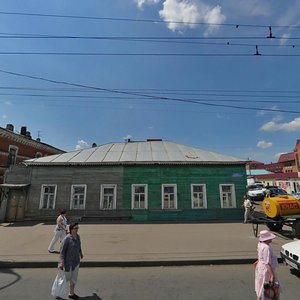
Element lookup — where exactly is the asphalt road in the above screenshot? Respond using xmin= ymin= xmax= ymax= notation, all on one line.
xmin=0 ymin=264 xmax=299 ymax=300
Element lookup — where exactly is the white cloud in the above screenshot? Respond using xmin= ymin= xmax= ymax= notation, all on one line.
xmin=277 ymin=2 xmax=300 ymax=27
xmin=257 ymin=140 xmax=273 ymax=149
xmin=256 ymin=105 xmax=279 ymax=116
xmin=280 ymin=32 xmax=291 ymax=45
xmin=159 ymin=0 xmax=226 ymax=34
xmin=75 ymin=140 xmax=89 ymax=150
xmin=274 ymin=152 xmax=284 ymax=160
xmin=226 ymin=0 xmax=271 ymax=17
xmin=260 ymin=117 xmax=300 ymax=132
xmin=135 ymin=0 xmax=160 ymax=8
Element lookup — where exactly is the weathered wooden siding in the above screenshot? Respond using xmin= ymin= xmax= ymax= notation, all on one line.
xmin=25 ymin=165 xmax=123 ymax=216
xmin=4 ymin=163 xmax=247 ymax=222
xmin=123 ymin=165 xmax=247 ymax=221
xmin=4 ymin=165 xmax=31 ymax=184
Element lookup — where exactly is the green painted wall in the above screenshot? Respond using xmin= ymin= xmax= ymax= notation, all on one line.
xmin=123 ymin=164 xmax=247 ymax=221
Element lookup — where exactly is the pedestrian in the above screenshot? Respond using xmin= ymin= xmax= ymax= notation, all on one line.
xmin=254 ymin=230 xmax=281 ymax=300
xmin=241 ymin=195 xmax=253 ymax=223
xmin=48 ymin=209 xmax=68 ymax=253
xmin=58 ymin=222 xmax=84 ymax=299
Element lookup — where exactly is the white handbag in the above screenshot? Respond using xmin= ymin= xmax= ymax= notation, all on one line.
xmin=51 ymin=269 xmax=68 ymax=298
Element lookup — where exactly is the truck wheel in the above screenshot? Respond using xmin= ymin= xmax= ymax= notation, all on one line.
xmin=293 ymin=219 xmax=300 ymax=239
xmin=267 ymin=222 xmax=283 ymax=232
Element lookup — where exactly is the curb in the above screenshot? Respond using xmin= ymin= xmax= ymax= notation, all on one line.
xmin=0 ymin=258 xmax=283 ymax=269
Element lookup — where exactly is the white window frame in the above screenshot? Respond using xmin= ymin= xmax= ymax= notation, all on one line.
xmin=100 ymin=184 xmax=117 ymax=210
xmin=191 ymin=184 xmax=207 ymax=209
xmin=70 ymin=184 xmax=87 ymax=210
xmin=7 ymin=145 xmax=18 ymax=166
xmin=39 ymin=184 xmax=57 ymax=209
xmin=161 ymin=184 xmax=177 ymax=209
xmin=219 ymin=184 xmax=236 ymax=208
xmin=131 ymin=184 xmax=148 ymax=209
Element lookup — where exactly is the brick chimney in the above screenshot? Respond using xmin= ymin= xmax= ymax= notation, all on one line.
xmin=20 ymin=126 xmax=27 ymax=136
xmin=6 ymin=124 xmax=14 ymax=131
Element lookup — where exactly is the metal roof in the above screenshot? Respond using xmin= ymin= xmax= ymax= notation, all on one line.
xmin=24 ymin=141 xmax=246 ymax=166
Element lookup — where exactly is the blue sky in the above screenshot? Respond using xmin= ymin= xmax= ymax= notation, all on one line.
xmin=1 ymin=0 xmax=300 ymax=163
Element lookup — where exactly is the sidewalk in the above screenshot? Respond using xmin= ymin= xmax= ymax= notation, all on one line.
xmin=0 ymin=221 xmax=294 ymax=268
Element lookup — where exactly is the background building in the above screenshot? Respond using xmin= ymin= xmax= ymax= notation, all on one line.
xmin=0 ymin=123 xmax=65 ymax=184
xmin=1 ymin=140 xmax=247 ymax=223
xmin=246 ymin=139 xmax=300 ymax=193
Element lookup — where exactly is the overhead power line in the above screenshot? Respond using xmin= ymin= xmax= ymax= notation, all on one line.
xmin=1 ymin=92 xmax=300 ymax=104
xmin=0 ymin=68 xmax=299 ymax=114
xmin=0 ymin=11 xmax=300 ymax=29
xmin=1 ymin=32 xmax=300 ymax=50
xmin=0 ymin=51 xmax=299 ymax=57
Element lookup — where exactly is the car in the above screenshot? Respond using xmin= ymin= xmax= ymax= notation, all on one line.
xmin=265 ymin=187 xmax=288 ymax=197
xmin=247 ymin=184 xmax=265 ymax=201
xmin=292 ymin=192 xmax=300 ymax=199
xmin=281 ymin=240 xmax=300 ymax=272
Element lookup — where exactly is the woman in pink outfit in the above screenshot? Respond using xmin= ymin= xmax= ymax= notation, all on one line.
xmin=254 ymin=230 xmax=280 ymax=300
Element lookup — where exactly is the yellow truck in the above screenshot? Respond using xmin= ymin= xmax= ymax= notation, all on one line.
xmin=252 ymin=187 xmax=300 ymax=239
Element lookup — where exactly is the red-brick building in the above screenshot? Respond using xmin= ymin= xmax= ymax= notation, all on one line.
xmin=0 ymin=124 xmax=65 ymax=183
xmin=246 ymin=139 xmax=300 ymax=193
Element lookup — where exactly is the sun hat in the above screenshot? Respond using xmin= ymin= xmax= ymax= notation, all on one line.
xmin=259 ymin=230 xmax=276 ymax=242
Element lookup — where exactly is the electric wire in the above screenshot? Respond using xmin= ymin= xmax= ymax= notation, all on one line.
xmin=0 ymin=10 xmax=299 ymax=29
xmin=0 ymin=68 xmax=299 ymax=114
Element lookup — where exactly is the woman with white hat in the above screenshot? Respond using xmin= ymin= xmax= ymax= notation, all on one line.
xmin=254 ymin=230 xmax=281 ymax=300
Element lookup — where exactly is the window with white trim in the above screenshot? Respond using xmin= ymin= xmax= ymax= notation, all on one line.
xmin=100 ymin=184 xmax=117 ymax=210
xmin=219 ymin=184 xmax=236 ymax=208
xmin=7 ymin=145 xmax=18 ymax=167
xmin=191 ymin=184 xmax=207 ymax=209
xmin=39 ymin=184 xmax=57 ymax=209
xmin=132 ymin=184 xmax=148 ymax=209
xmin=71 ymin=185 xmax=86 ymax=209
xmin=162 ymin=184 xmax=177 ymax=209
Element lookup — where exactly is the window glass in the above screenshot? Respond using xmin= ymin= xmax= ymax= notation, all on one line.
xmin=132 ymin=184 xmax=147 ymax=209
xmin=192 ymin=184 xmax=206 ymax=209
xmin=162 ymin=185 xmax=177 ymax=209
xmin=220 ymin=184 xmax=236 ymax=208
xmin=100 ymin=185 xmax=116 ymax=210
xmin=71 ymin=185 xmax=86 ymax=209
xmin=7 ymin=147 xmax=17 ymax=167
xmin=40 ymin=185 xmax=57 ymax=209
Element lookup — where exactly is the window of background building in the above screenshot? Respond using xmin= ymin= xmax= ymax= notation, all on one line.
xmin=7 ymin=145 xmax=18 ymax=167
xmin=71 ymin=184 xmax=86 ymax=209
xmin=39 ymin=184 xmax=57 ymax=209
xmin=162 ymin=184 xmax=177 ymax=209
xmin=219 ymin=184 xmax=236 ymax=208
xmin=191 ymin=184 xmax=207 ymax=209
xmin=100 ymin=184 xmax=116 ymax=209
xmin=132 ymin=184 xmax=148 ymax=209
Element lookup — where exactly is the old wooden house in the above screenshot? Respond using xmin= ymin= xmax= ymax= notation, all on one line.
xmin=0 ymin=140 xmax=247 ymax=222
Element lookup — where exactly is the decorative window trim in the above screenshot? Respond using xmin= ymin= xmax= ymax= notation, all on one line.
xmin=100 ymin=184 xmax=117 ymax=210
xmin=219 ymin=184 xmax=236 ymax=208
xmin=39 ymin=184 xmax=57 ymax=210
xmin=131 ymin=184 xmax=148 ymax=210
xmin=70 ymin=184 xmax=87 ymax=210
xmin=7 ymin=145 xmax=18 ymax=166
xmin=191 ymin=184 xmax=207 ymax=209
xmin=161 ymin=184 xmax=177 ymax=210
